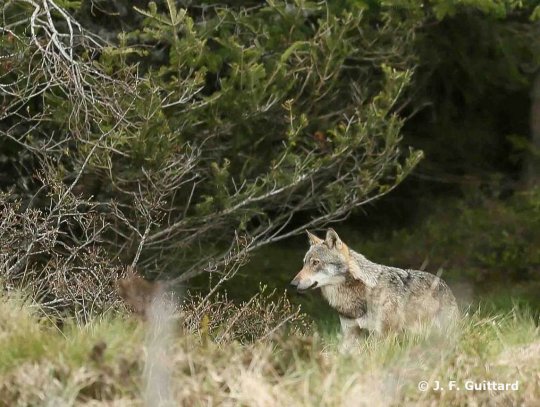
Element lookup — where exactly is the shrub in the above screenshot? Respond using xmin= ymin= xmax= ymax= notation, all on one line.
xmin=182 ymin=286 xmax=311 ymax=344
xmin=1 ymin=1 xmax=421 ymax=315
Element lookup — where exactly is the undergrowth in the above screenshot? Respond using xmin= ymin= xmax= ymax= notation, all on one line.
xmin=1 ymin=292 xmax=538 ymax=406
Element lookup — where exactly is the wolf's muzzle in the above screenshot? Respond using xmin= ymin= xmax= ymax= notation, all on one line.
xmin=293 ymin=281 xmax=318 ymax=293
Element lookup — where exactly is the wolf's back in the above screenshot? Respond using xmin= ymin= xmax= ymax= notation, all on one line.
xmin=402 ymin=268 xmax=458 ymax=323
xmin=371 ymin=265 xmax=458 ymax=330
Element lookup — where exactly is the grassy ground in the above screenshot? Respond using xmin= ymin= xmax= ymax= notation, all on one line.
xmin=3 ymin=194 xmax=539 ymax=405
xmin=1 ymin=291 xmax=539 ymax=406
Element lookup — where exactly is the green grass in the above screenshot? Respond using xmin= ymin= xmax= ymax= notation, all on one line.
xmin=1 ymin=292 xmax=538 ymax=406
xmin=0 ymin=295 xmax=142 ymax=375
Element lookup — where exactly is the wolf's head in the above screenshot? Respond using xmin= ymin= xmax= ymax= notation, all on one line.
xmin=290 ymin=229 xmax=351 ymax=292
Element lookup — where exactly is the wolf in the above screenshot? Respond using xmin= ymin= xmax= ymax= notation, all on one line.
xmin=290 ymin=229 xmax=458 ymax=340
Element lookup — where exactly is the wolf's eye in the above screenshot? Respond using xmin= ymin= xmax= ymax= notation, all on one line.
xmin=311 ymin=259 xmax=320 ymax=266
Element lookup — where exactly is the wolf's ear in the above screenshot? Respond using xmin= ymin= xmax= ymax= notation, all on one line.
xmin=306 ymin=230 xmax=323 ymax=246
xmin=325 ymin=228 xmax=343 ymax=250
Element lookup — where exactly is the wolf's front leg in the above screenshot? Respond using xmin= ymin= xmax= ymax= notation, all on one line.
xmin=339 ymin=316 xmax=368 ymax=352
xmin=339 ymin=316 xmax=359 ymax=338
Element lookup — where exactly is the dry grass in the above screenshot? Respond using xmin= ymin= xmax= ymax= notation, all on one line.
xmin=0 ymin=292 xmax=539 ymax=407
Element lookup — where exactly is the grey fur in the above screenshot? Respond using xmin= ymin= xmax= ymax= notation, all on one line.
xmin=290 ymin=229 xmax=458 ymax=338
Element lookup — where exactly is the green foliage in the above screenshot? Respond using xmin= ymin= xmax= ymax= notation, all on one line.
xmin=1 ymin=0 xmax=422 ymax=301
xmin=357 ymin=188 xmax=540 ymax=283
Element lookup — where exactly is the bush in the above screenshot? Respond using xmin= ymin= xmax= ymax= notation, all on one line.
xmin=117 ymin=273 xmax=311 ymax=343
xmin=181 ymin=286 xmax=311 ymax=344
xmin=0 ymin=1 xmax=423 ymax=316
